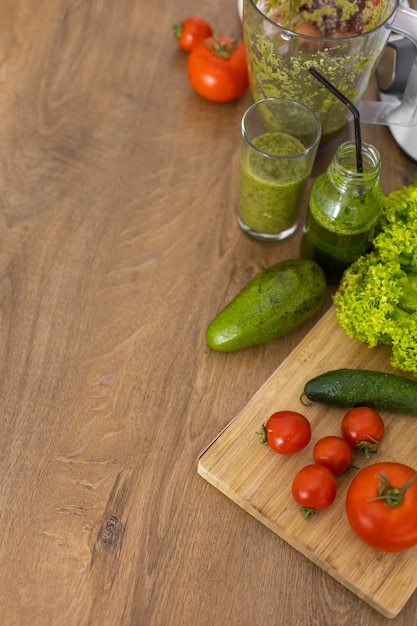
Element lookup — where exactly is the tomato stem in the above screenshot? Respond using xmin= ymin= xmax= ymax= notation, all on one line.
xmin=256 ymin=424 xmax=267 ymax=445
xmin=205 ymin=38 xmax=238 ymax=59
xmin=348 ymin=456 xmax=360 ymax=471
xmin=172 ymin=23 xmax=182 ymax=39
xmin=300 ymin=506 xmax=316 ymax=519
xmin=355 ymin=435 xmax=380 ymax=458
xmin=369 ymin=472 xmax=417 ymax=508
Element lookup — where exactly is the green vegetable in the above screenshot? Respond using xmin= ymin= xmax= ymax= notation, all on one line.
xmin=333 ymin=182 xmax=417 ymax=377
xmin=303 ymin=368 xmax=417 ymax=415
xmin=206 ymin=259 xmax=326 ymax=352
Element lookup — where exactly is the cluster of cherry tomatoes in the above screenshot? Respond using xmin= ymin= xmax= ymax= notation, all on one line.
xmin=258 ymin=407 xmax=417 ymax=552
xmin=173 ymin=16 xmax=249 ymax=103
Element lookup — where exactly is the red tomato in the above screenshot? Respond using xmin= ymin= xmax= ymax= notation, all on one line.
xmin=173 ymin=17 xmax=213 ymax=52
xmin=258 ymin=410 xmax=311 ymax=455
xmin=346 ymin=462 xmax=417 ymax=552
xmin=341 ymin=406 xmax=385 ymax=457
xmin=313 ymin=435 xmax=353 ymax=474
xmin=292 ymin=464 xmax=337 ymax=518
xmin=187 ymin=37 xmax=249 ymax=103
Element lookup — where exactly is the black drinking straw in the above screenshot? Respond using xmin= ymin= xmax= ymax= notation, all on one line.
xmin=308 ymin=67 xmax=363 ymax=173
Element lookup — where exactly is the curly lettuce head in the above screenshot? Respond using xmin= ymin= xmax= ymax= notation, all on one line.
xmin=373 ymin=182 xmax=417 ymax=271
xmin=333 ymin=183 xmax=417 ymax=377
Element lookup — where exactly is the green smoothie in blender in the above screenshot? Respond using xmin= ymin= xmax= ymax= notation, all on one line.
xmin=243 ymin=0 xmax=394 ymax=140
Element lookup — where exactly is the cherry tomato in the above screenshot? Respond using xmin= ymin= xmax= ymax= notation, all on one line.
xmin=346 ymin=462 xmax=417 ymax=552
xmin=173 ymin=17 xmax=213 ymax=53
xmin=258 ymin=410 xmax=311 ymax=455
xmin=341 ymin=406 xmax=385 ymax=457
xmin=292 ymin=464 xmax=337 ymax=518
xmin=187 ymin=37 xmax=249 ymax=103
xmin=313 ymin=435 xmax=353 ymax=474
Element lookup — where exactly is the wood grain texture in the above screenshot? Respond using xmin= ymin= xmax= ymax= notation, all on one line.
xmin=198 ymin=307 xmax=417 ymax=619
xmin=0 ymin=1 xmax=416 ymax=625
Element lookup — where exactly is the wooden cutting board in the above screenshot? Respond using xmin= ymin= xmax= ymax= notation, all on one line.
xmin=198 ymin=306 xmax=417 ymax=619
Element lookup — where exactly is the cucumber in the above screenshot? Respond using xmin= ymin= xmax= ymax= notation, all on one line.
xmin=206 ymin=259 xmax=326 ymax=352
xmin=303 ymin=368 xmax=417 ymax=415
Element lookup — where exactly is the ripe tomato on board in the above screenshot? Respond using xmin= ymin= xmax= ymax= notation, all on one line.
xmin=341 ymin=406 xmax=385 ymax=457
xmin=187 ymin=37 xmax=249 ymax=102
xmin=258 ymin=410 xmax=311 ymax=455
xmin=346 ymin=462 xmax=417 ymax=552
xmin=292 ymin=464 xmax=337 ymax=518
xmin=313 ymin=435 xmax=353 ymax=474
xmin=173 ymin=17 xmax=213 ymax=53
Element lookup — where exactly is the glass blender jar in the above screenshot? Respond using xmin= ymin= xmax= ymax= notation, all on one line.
xmin=241 ymin=0 xmax=417 ymax=141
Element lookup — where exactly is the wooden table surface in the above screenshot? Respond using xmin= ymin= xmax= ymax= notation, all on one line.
xmin=1 ymin=2 xmax=416 ymax=625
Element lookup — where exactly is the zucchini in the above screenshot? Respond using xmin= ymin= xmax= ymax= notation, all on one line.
xmin=303 ymin=368 xmax=417 ymax=415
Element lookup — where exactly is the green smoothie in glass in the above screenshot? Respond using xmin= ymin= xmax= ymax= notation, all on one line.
xmin=238 ymin=98 xmax=321 ymax=243
xmin=239 ymin=131 xmax=310 ymax=236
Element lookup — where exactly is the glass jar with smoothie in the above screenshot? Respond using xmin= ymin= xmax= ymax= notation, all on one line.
xmin=300 ymin=140 xmax=384 ymax=284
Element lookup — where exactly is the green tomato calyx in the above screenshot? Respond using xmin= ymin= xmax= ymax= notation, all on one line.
xmin=300 ymin=506 xmax=317 ymax=520
xmin=256 ymin=424 xmax=267 ymax=445
xmin=205 ymin=38 xmax=238 ymax=59
xmin=370 ymin=472 xmax=417 ymax=508
xmin=355 ymin=435 xmax=380 ymax=458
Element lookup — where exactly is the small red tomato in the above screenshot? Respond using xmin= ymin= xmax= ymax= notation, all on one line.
xmin=187 ymin=37 xmax=249 ymax=103
xmin=292 ymin=464 xmax=337 ymax=518
xmin=346 ymin=462 xmax=417 ymax=552
xmin=258 ymin=410 xmax=311 ymax=455
xmin=313 ymin=435 xmax=353 ymax=474
xmin=173 ymin=17 xmax=213 ymax=52
xmin=341 ymin=406 xmax=385 ymax=457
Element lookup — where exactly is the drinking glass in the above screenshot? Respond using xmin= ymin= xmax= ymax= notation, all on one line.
xmin=238 ymin=97 xmax=321 ymax=242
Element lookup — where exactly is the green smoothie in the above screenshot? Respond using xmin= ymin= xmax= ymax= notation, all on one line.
xmin=300 ymin=143 xmax=384 ymax=284
xmin=239 ymin=131 xmax=310 ymax=237
xmin=243 ymin=0 xmax=393 ymax=141
xmin=300 ymin=196 xmax=380 ymax=284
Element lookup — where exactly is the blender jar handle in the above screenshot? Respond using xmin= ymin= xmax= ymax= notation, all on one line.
xmin=359 ymin=5 xmax=417 ymax=126
xmin=385 ymin=5 xmax=417 ymax=125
